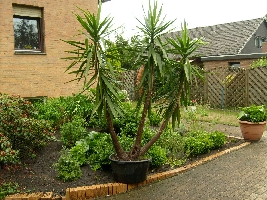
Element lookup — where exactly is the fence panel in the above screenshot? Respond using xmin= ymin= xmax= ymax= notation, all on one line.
xmin=118 ymin=70 xmax=137 ymax=100
xmin=225 ymin=69 xmax=246 ymax=108
xmin=248 ymin=67 xmax=267 ymax=105
xmin=190 ymin=76 xmax=205 ymax=104
xmin=120 ymin=66 xmax=267 ymax=108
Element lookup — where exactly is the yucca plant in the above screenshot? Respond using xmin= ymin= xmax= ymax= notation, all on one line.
xmin=63 ymin=1 xmax=203 ymax=161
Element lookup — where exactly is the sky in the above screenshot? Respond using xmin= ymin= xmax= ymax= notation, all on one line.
xmin=101 ymin=0 xmax=267 ymax=40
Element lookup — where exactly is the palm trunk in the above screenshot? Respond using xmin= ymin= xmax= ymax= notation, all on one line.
xmin=129 ymin=62 xmax=154 ymax=160
xmin=139 ymin=92 xmax=182 ymax=156
xmin=129 ymin=87 xmax=153 ymax=159
xmin=106 ymin=109 xmax=129 ymax=160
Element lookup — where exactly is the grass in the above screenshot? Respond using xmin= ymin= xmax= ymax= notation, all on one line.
xmin=181 ymin=105 xmax=240 ymax=126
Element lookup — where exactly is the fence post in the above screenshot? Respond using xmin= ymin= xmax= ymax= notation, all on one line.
xmin=245 ymin=69 xmax=249 ymax=106
xmin=204 ymin=73 xmax=208 ymax=104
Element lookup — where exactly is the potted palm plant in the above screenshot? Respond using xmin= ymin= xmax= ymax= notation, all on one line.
xmin=237 ymin=105 xmax=267 ymax=141
xmin=63 ymin=1 xmax=203 ymax=183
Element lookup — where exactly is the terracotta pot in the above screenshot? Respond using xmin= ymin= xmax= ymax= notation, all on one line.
xmin=239 ymin=120 xmax=266 ymax=141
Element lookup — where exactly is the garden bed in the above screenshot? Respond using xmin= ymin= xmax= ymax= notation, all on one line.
xmin=1 ymin=124 xmax=245 ymax=197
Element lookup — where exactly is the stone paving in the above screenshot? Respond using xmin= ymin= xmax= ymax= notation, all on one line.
xmin=97 ymin=132 xmax=267 ymax=200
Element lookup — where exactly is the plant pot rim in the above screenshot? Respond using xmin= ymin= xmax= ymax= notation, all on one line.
xmin=109 ymin=154 xmax=152 ymax=164
xmin=239 ymin=120 xmax=267 ymax=125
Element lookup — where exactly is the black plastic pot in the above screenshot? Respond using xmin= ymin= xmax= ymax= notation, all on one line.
xmin=109 ymin=154 xmax=152 ymax=184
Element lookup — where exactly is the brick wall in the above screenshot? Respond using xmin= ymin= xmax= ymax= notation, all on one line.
xmin=262 ymin=42 xmax=267 ymax=53
xmin=0 ymin=0 xmax=98 ymax=97
xmin=203 ymin=58 xmax=257 ymax=70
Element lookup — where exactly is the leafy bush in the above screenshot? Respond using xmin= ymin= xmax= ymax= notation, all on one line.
xmin=69 ymin=141 xmax=89 ymax=166
xmin=34 ymin=94 xmax=95 ymax=128
xmin=53 ymin=148 xmax=82 ymax=182
xmin=148 ymin=110 xmax=162 ymax=126
xmin=60 ymin=116 xmax=88 ymax=148
xmin=146 ymin=145 xmax=167 ymax=168
xmin=33 ymin=97 xmax=64 ymax=127
xmin=86 ymin=132 xmax=114 ymax=171
xmin=156 ymin=127 xmax=185 ymax=160
xmin=113 ymin=102 xmax=141 ymax=137
xmin=61 ymin=94 xmax=95 ymax=122
xmin=0 ymin=182 xmax=20 ymax=200
xmin=0 ymin=93 xmax=56 ymax=161
xmin=250 ymin=57 xmax=267 ymax=68
xmin=209 ymin=131 xmax=226 ymax=149
xmin=0 ymin=134 xmax=19 ymax=167
xmin=184 ymin=131 xmax=226 ymax=157
xmin=238 ymin=105 xmax=267 ymax=123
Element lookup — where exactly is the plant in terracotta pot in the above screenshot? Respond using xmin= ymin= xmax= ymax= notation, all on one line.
xmin=237 ymin=105 xmax=267 ymax=141
xmin=63 ymin=1 xmax=203 ymax=183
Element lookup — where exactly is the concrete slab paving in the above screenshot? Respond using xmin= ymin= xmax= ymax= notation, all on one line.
xmin=97 ymin=132 xmax=267 ymax=200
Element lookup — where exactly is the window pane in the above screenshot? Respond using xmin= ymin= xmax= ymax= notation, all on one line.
xmin=13 ymin=17 xmax=40 ymax=50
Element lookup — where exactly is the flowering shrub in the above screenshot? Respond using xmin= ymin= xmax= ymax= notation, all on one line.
xmin=0 ymin=133 xmax=19 ymax=168
xmin=188 ymin=99 xmax=197 ymax=106
xmin=0 ymin=93 xmax=56 ymax=163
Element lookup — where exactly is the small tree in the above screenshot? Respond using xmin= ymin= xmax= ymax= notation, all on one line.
xmin=63 ymin=1 xmax=203 ymax=160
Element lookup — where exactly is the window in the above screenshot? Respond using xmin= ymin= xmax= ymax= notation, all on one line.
xmin=13 ymin=5 xmax=43 ymax=53
xmin=255 ymin=36 xmax=263 ymax=48
xmin=228 ymin=62 xmax=240 ymax=72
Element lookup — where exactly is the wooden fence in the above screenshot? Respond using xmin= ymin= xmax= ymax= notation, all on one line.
xmin=191 ymin=66 xmax=267 ymax=108
xmin=119 ymin=66 xmax=267 ymax=108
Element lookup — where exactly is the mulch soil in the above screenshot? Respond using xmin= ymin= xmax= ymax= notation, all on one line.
xmin=0 ymin=124 xmax=245 ymax=197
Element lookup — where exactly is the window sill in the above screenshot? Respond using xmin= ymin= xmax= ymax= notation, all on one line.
xmin=14 ymin=51 xmax=46 ymax=55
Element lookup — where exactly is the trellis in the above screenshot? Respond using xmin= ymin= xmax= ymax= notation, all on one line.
xmin=191 ymin=66 xmax=267 ymax=108
xmin=118 ymin=70 xmax=137 ymax=100
xmin=120 ymin=66 xmax=267 ymax=108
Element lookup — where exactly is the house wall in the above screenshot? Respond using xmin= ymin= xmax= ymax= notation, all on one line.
xmin=241 ymin=21 xmax=267 ymax=54
xmin=203 ymin=58 xmax=257 ymax=70
xmin=262 ymin=42 xmax=267 ymax=53
xmin=0 ymin=0 xmax=98 ymax=97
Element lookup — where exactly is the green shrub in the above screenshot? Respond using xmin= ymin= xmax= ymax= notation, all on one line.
xmin=118 ymin=134 xmax=134 ymax=152
xmin=69 ymin=141 xmax=89 ymax=166
xmin=87 ymin=113 xmax=108 ymax=130
xmin=184 ymin=131 xmax=226 ymax=157
xmin=113 ymin=102 xmax=141 ymax=137
xmin=0 ymin=93 xmax=56 ymax=161
xmin=209 ymin=131 xmax=226 ymax=149
xmin=60 ymin=116 xmax=88 ymax=148
xmin=61 ymin=94 xmax=95 ymax=122
xmin=146 ymin=145 xmax=167 ymax=168
xmin=0 ymin=134 xmax=19 ymax=167
xmin=33 ymin=97 xmax=64 ymax=127
xmin=157 ymin=127 xmax=185 ymax=160
xmin=86 ymin=132 xmax=114 ymax=171
xmin=34 ymin=94 xmax=95 ymax=128
xmin=250 ymin=57 xmax=267 ymax=68
xmin=53 ymin=148 xmax=82 ymax=182
xmin=238 ymin=105 xmax=267 ymax=123
xmin=0 ymin=182 xmax=20 ymax=200
xmin=148 ymin=110 xmax=162 ymax=126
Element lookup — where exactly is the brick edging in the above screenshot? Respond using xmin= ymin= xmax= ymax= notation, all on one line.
xmin=5 ymin=140 xmax=251 ymax=200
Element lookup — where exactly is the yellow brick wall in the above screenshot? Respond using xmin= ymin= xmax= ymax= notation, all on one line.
xmin=0 ymin=0 xmax=98 ymax=97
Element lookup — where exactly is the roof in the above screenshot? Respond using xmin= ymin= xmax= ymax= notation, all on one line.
xmin=164 ymin=17 xmax=266 ymax=57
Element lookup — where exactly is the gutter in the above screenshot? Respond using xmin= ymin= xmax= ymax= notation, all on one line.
xmin=201 ymin=53 xmax=267 ymax=61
